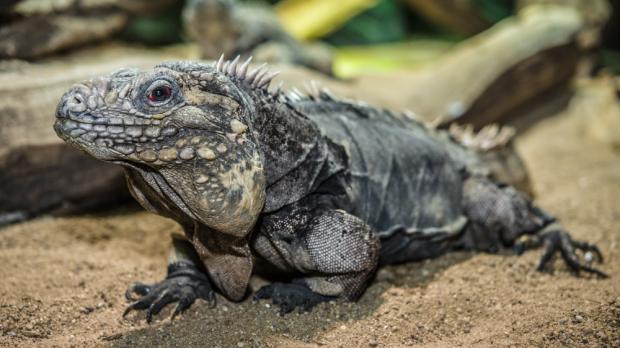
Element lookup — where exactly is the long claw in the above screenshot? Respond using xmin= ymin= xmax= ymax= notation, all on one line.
xmin=146 ymin=290 xmax=173 ymax=324
xmin=572 ymin=241 xmax=604 ymax=263
xmin=123 ymin=299 xmax=150 ymax=318
xmin=170 ymin=304 xmax=183 ymax=321
xmin=536 ymin=238 xmax=558 ymax=272
xmin=207 ymin=292 xmax=216 ymax=308
xmin=170 ymin=297 xmax=193 ymax=321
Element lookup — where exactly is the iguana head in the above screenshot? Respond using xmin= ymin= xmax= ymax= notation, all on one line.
xmin=55 ymin=57 xmax=283 ymax=300
xmin=54 ymin=58 xmax=277 ymax=237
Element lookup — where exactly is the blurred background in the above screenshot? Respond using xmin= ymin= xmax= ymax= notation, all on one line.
xmin=3 ymin=0 xmax=619 ymax=75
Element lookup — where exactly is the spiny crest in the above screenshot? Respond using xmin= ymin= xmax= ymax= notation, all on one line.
xmin=211 ymin=54 xmax=343 ymax=103
xmin=280 ymin=80 xmax=338 ymax=103
xmin=214 ymin=54 xmax=280 ymax=92
xmin=271 ymin=78 xmax=432 ymax=132
xmin=449 ymin=123 xmax=515 ymax=151
xmin=213 ymin=56 xmax=412 ymax=123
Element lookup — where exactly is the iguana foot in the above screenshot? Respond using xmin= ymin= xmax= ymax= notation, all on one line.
xmin=254 ymin=282 xmax=334 ymax=315
xmin=123 ymin=262 xmax=215 ymax=323
xmin=515 ymin=228 xmax=607 ymax=278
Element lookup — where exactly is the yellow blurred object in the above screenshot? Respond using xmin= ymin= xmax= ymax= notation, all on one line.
xmin=275 ymin=0 xmax=378 ymax=40
xmin=333 ymin=40 xmax=455 ymax=78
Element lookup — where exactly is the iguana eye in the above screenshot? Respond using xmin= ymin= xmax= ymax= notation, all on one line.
xmin=146 ymin=82 xmax=173 ymax=105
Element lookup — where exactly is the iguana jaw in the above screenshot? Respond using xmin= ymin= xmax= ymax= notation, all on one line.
xmin=54 ymin=109 xmax=180 ymax=161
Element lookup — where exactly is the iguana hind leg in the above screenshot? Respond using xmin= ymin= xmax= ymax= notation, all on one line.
xmin=124 ymin=236 xmax=216 ymax=323
xmin=459 ymin=175 xmax=607 ymax=277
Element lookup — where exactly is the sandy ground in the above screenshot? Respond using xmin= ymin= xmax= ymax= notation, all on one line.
xmin=1 ymin=88 xmax=619 ymax=347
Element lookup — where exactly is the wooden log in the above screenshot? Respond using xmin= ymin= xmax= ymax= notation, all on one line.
xmin=345 ymin=6 xmax=586 ymax=128
xmin=517 ymin=0 xmax=610 ymax=48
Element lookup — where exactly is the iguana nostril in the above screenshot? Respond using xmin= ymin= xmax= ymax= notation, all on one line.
xmin=64 ymin=91 xmax=87 ymax=115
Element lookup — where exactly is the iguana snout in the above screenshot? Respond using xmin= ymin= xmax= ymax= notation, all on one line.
xmin=54 ymin=67 xmax=189 ymax=162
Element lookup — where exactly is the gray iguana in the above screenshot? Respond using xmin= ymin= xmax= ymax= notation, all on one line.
xmin=53 ymin=56 xmax=606 ymax=322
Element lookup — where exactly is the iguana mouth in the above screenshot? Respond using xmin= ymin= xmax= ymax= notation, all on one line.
xmin=54 ymin=110 xmax=179 ymax=156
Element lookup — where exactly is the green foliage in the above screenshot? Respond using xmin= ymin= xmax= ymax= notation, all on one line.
xmin=322 ymin=0 xmax=507 ymax=46
xmin=120 ymin=2 xmax=185 ymax=45
xmin=602 ymin=50 xmax=620 ymax=75
xmin=325 ymin=0 xmax=409 ymax=45
xmin=333 ymin=38 xmax=456 ymax=77
xmin=473 ymin=0 xmax=515 ymax=23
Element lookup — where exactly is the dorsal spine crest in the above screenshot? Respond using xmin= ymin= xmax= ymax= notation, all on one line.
xmin=214 ymin=55 xmax=280 ymax=92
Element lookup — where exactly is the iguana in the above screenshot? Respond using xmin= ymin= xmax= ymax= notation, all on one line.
xmin=54 ymin=56 xmax=606 ymax=322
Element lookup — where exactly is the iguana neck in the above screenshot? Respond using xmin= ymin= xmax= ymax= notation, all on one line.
xmin=248 ymin=93 xmax=343 ymax=212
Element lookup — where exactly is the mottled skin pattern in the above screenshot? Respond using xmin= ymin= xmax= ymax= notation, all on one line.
xmin=54 ymin=58 xmax=607 ymax=322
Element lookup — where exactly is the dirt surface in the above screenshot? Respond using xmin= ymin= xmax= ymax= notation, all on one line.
xmin=1 ymin=86 xmax=619 ymax=347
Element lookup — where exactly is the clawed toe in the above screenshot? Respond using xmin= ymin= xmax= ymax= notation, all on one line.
xmin=122 ymin=263 xmax=215 ymax=323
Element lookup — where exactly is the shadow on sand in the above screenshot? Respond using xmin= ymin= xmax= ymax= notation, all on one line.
xmin=109 ymin=252 xmax=475 ymax=347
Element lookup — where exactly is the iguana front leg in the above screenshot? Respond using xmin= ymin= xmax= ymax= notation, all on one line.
xmin=124 ymin=236 xmax=215 ymax=323
xmin=253 ymin=209 xmax=380 ymax=314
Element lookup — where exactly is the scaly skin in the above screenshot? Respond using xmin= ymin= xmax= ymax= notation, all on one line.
xmin=54 ymin=56 xmax=606 ymax=322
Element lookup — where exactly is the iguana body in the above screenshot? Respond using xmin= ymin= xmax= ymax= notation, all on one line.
xmin=54 ymin=57 xmax=606 ymax=321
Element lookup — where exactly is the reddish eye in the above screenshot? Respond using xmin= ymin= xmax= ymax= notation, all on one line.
xmin=147 ymin=85 xmax=172 ymax=103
